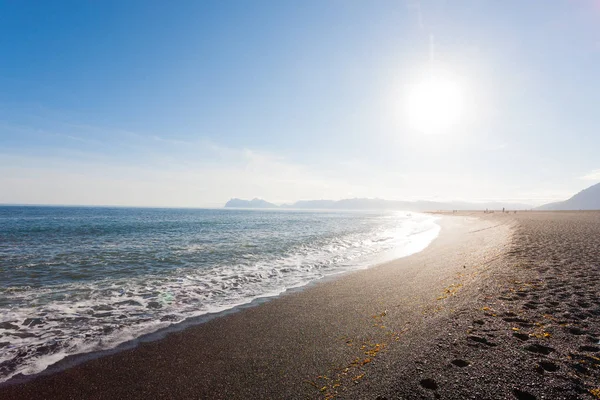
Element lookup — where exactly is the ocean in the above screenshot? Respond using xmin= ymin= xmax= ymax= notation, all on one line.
xmin=0 ymin=206 xmax=439 ymax=383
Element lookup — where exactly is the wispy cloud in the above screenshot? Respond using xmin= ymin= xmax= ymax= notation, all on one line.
xmin=406 ymin=0 xmax=424 ymax=30
xmin=483 ymin=142 xmax=508 ymax=151
xmin=0 ymin=141 xmax=372 ymax=207
xmin=580 ymin=169 xmax=600 ymax=180
xmin=0 ymin=115 xmax=591 ymax=207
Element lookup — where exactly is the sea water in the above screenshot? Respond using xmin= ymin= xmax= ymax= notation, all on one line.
xmin=0 ymin=206 xmax=439 ymax=382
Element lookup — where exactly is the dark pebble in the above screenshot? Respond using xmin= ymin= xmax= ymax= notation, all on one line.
xmin=92 ymin=312 xmax=113 ymax=318
xmin=92 ymin=305 xmax=114 ymax=311
xmin=116 ymin=300 xmax=143 ymax=307
xmin=147 ymin=301 xmax=162 ymax=309
xmin=12 ymin=331 xmax=37 ymax=338
xmin=0 ymin=322 xmax=20 ymax=330
xmin=22 ymin=318 xmax=44 ymax=327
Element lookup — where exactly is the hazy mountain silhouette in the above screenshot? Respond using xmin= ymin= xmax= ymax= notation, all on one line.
xmin=537 ymin=182 xmax=600 ymax=210
xmin=225 ymin=198 xmax=532 ymax=211
xmin=224 ymin=198 xmax=278 ymax=209
xmin=280 ymin=200 xmax=337 ymax=209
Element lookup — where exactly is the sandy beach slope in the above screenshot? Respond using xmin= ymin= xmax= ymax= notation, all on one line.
xmin=1 ymin=212 xmax=599 ymax=399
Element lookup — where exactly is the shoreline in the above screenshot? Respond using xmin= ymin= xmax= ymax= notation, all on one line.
xmin=3 ymin=212 xmax=598 ymax=399
xmin=0 ymin=212 xmax=441 ymax=388
xmin=1 ymin=214 xmax=513 ymax=399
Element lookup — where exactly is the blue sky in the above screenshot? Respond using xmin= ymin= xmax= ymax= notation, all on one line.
xmin=1 ymin=0 xmax=599 ymax=207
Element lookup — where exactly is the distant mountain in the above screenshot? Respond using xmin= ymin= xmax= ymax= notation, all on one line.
xmin=280 ymin=200 xmax=337 ymax=209
xmin=283 ymin=198 xmax=531 ymax=211
xmin=224 ymin=198 xmax=278 ymax=209
xmin=537 ymin=182 xmax=600 ymax=210
xmin=225 ymin=198 xmax=532 ymax=211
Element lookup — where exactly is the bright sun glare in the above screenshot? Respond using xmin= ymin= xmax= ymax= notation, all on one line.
xmin=406 ymin=70 xmax=464 ymax=135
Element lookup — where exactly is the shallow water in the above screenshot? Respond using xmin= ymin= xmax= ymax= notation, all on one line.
xmin=0 ymin=206 xmax=439 ymax=382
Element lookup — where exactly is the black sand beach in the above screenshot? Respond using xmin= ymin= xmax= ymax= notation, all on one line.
xmin=1 ymin=212 xmax=599 ymax=399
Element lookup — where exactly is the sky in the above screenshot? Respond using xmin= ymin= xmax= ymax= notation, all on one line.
xmin=1 ymin=0 xmax=600 ymax=207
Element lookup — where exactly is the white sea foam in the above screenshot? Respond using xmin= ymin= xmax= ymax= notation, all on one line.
xmin=0 ymin=211 xmax=439 ymax=383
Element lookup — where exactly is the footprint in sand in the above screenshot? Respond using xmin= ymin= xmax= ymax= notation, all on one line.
xmin=576 ymin=300 xmax=591 ymax=308
xmin=523 ymin=343 xmax=555 ymax=355
xmin=467 ymin=335 xmax=498 ymax=347
xmin=419 ymin=378 xmax=438 ymax=390
xmin=537 ymin=360 xmax=559 ymax=372
xmin=570 ymin=362 xmax=589 ymax=374
xmin=567 ymin=326 xmax=586 ymax=336
xmin=578 ymin=345 xmax=599 ymax=352
xmin=450 ymin=359 xmax=470 ymax=367
xmin=586 ymin=336 xmax=599 ymax=343
xmin=513 ymin=388 xmax=537 ymax=400
xmin=503 ymin=317 xmax=529 ymax=324
xmin=513 ymin=332 xmax=529 ymax=341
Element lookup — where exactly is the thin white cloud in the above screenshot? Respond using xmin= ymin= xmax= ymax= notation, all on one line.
xmin=483 ymin=142 xmax=508 ymax=151
xmin=580 ymin=169 xmax=600 ymax=181
xmin=0 ymin=143 xmax=562 ymax=208
xmin=0 ymin=144 xmax=372 ymax=207
xmin=405 ymin=0 xmax=424 ymax=30
xmin=0 ymin=120 xmax=588 ymax=208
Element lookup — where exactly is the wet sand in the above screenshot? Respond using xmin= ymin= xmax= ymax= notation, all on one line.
xmin=1 ymin=212 xmax=599 ymax=399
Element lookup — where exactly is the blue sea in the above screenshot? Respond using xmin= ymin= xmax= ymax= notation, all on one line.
xmin=0 ymin=206 xmax=439 ymax=382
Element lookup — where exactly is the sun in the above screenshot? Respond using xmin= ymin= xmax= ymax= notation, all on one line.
xmin=406 ymin=70 xmax=464 ymax=135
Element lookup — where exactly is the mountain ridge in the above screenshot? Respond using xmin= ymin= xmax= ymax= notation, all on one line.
xmin=224 ymin=197 xmax=532 ymax=211
xmin=537 ymin=182 xmax=600 ymax=210
xmin=224 ymin=198 xmax=279 ymax=209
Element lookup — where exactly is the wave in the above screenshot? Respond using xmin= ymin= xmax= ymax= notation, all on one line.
xmin=0 ymin=211 xmax=439 ymax=383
